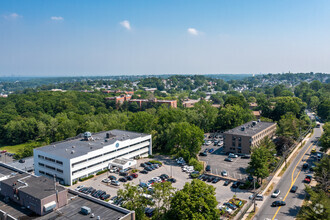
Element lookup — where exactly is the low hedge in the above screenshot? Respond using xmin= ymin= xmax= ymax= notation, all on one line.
xmin=72 ymin=180 xmax=78 ymax=185
xmin=79 ymin=175 xmax=94 ymax=182
xmin=130 ymin=169 xmax=139 ymax=173
xmin=96 ymin=169 xmax=108 ymax=175
xmin=149 ymin=160 xmax=162 ymax=165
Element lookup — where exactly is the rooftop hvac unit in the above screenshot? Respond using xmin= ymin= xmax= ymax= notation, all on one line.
xmin=71 ymin=150 xmax=75 ymax=154
xmin=106 ymin=133 xmax=110 ymax=138
xmin=241 ymin=126 xmax=245 ymax=131
xmin=252 ymin=121 xmax=257 ymax=126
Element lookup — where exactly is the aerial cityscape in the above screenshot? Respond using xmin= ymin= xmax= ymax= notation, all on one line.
xmin=0 ymin=1 xmax=329 ymax=220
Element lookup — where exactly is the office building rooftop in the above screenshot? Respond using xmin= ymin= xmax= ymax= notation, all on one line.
xmin=224 ymin=121 xmax=276 ymax=137
xmin=36 ymin=129 xmax=149 ymax=159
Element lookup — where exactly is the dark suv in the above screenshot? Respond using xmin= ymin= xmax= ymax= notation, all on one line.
xmin=206 ymin=165 xmax=211 ymax=172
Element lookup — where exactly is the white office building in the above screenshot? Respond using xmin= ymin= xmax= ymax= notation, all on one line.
xmin=34 ymin=130 xmax=152 ymax=185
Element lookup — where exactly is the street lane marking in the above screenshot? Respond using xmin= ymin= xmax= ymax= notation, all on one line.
xmin=272 ymin=142 xmax=314 ymax=220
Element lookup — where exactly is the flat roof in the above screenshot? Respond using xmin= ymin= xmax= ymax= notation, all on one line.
xmin=7 ymin=157 xmax=34 ymax=172
xmin=35 ymin=129 xmax=150 ymax=159
xmin=0 ymin=192 xmax=131 ymax=220
xmin=1 ymin=173 xmax=67 ymax=200
xmin=224 ymin=121 xmax=276 ymax=137
xmin=37 ymin=192 xmax=129 ymax=220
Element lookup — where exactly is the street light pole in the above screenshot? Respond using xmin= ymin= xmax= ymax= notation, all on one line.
xmin=253 ymin=178 xmax=256 ymax=212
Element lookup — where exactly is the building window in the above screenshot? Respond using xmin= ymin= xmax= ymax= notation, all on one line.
xmin=56 ymin=168 xmax=63 ymax=173
xmin=238 ymin=137 xmax=241 ymax=142
xmin=38 ymin=155 xmax=44 ymax=159
xmin=38 ymin=162 xmax=44 ymax=167
xmin=56 ymin=160 xmax=63 ymax=165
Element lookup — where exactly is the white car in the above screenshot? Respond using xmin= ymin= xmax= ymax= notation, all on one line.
xmin=152 ymin=177 xmax=162 ymax=182
xmin=228 ymin=153 xmax=238 ymax=158
xmin=102 ymin=178 xmax=110 ymax=183
xmin=206 ymin=141 xmax=212 ymax=146
xmin=221 ymin=170 xmax=228 ymax=176
xmin=219 ymin=205 xmax=233 ymax=214
xmin=75 ymin=185 xmax=84 ymax=190
xmin=271 ymin=189 xmax=281 ymax=198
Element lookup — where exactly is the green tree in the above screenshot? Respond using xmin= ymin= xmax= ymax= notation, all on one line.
xmin=314 ymin=156 xmax=330 ymax=192
xmin=126 ymin=111 xmax=156 ymax=134
xmin=151 ymin=182 xmax=175 ymax=218
xmin=215 ymin=105 xmax=254 ymax=131
xmin=192 ymin=100 xmax=218 ymax=132
xmin=117 ymin=183 xmax=152 ymax=220
xmin=320 ymin=122 xmax=330 ymax=152
xmin=247 ymin=140 xmax=275 ymax=182
xmin=163 ymin=122 xmax=204 ymax=159
xmin=167 ymin=179 xmax=220 ymax=220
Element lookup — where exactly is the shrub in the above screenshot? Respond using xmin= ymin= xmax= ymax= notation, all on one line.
xmin=72 ymin=180 xmax=78 ymax=185
xmin=96 ymin=169 xmax=108 ymax=175
xmin=148 ymin=154 xmax=155 ymax=158
xmin=79 ymin=175 xmax=94 ymax=182
xmin=149 ymin=160 xmax=162 ymax=165
xmin=188 ymin=158 xmax=203 ymax=172
xmin=190 ymin=173 xmax=199 ymax=179
xmin=130 ymin=169 xmax=139 ymax=173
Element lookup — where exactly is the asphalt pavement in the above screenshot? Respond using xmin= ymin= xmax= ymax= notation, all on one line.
xmin=255 ymin=125 xmax=323 ymax=220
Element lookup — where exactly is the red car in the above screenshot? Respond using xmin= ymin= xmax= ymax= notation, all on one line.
xmin=304 ymin=175 xmax=312 ymax=183
xmin=0 ymin=150 xmax=7 ymax=153
xmin=131 ymin=173 xmax=138 ymax=178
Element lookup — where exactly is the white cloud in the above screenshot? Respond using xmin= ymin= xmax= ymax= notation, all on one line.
xmin=3 ymin=13 xmax=21 ymax=20
xmin=51 ymin=16 xmax=64 ymax=21
xmin=187 ymin=28 xmax=199 ymax=36
xmin=120 ymin=20 xmax=131 ymax=30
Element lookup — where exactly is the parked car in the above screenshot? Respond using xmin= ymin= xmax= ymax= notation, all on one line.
xmin=228 ymin=153 xmax=238 ymax=158
xmin=101 ymin=194 xmax=111 ymax=200
xmin=145 ymin=166 xmax=153 ymax=171
xmin=199 ymin=152 xmax=207 ymax=156
xmin=148 ymin=179 xmax=156 ymax=185
xmin=202 ymin=175 xmax=208 ymax=181
xmin=225 ymin=158 xmax=233 ymax=162
xmin=241 ymin=154 xmax=251 ymax=159
xmin=302 ymin=163 xmax=309 ymax=169
xmin=119 ymin=171 xmax=128 ymax=176
xmin=255 ymin=194 xmax=264 ymax=201
xmin=221 ymin=170 xmax=228 ymax=176
xmin=212 ymin=177 xmax=220 ymax=183
xmin=108 ymin=175 xmax=117 ymax=180
xmin=126 ymin=176 xmax=133 ymax=181
xmin=160 ymin=174 xmax=169 ymax=179
xmin=131 ymin=173 xmax=138 ymax=178
xmin=140 ymin=170 xmax=148 ymax=174
xmin=272 ymin=201 xmax=286 ymax=207
xmin=206 ymin=165 xmax=211 ymax=172
xmin=145 ymin=162 xmax=152 ymax=166
xmin=152 ymin=177 xmax=162 ymax=182
xmin=207 ymin=176 xmax=214 ymax=182
xmin=208 ymin=148 xmax=214 ymax=153
xmin=224 ymin=202 xmax=237 ymax=210
xmin=224 ymin=180 xmax=230 ymax=186
xmin=111 ymin=180 xmax=120 ymax=186
xmin=271 ymin=189 xmax=281 ymax=198
xmin=304 ymin=175 xmax=312 ymax=183
xmin=19 ymin=159 xmax=25 ymax=163
xmin=231 ymin=181 xmax=241 ymax=188
xmin=167 ymin=178 xmax=176 ymax=183
xmin=119 ymin=177 xmax=127 ymax=182
xmin=140 ymin=163 xmax=147 ymax=167
xmin=219 ymin=205 xmax=233 ymax=214
xmin=102 ymin=178 xmax=110 ymax=183
xmin=290 ymin=185 xmax=298 ymax=193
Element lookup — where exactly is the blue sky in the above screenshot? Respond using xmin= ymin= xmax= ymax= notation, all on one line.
xmin=0 ymin=0 xmax=329 ymax=76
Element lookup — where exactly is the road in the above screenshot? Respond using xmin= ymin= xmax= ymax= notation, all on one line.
xmin=255 ymin=125 xmax=323 ymax=220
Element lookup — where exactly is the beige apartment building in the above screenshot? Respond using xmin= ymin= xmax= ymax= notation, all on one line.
xmin=223 ymin=121 xmax=276 ymax=154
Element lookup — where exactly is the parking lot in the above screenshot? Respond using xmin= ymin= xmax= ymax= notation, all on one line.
xmin=199 ymin=136 xmax=251 ymax=180
xmin=69 ymin=155 xmax=251 ymax=205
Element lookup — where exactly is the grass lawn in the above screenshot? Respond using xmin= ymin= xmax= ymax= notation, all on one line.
xmin=0 ymin=143 xmax=29 ymax=154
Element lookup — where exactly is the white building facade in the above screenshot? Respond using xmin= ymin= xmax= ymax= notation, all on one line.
xmin=34 ymin=130 xmax=152 ymax=185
